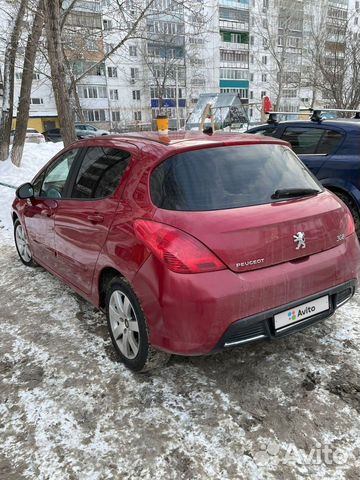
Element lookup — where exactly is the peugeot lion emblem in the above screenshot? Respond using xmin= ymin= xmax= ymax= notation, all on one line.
xmin=293 ymin=232 xmax=306 ymax=250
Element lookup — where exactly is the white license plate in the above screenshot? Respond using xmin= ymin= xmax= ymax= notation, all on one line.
xmin=274 ymin=296 xmax=330 ymax=330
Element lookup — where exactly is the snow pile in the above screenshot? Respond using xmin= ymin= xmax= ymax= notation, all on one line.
xmin=0 ymin=142 xmax=63 ymax=188
xmin=0 ymin=143 xmax=64 ymax=244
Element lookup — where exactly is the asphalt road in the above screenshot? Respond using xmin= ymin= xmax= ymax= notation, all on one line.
xmin=1 ymin=241 xmax=360 ymax=479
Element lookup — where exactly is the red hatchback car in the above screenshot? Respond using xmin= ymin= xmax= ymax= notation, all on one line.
xmin=12 ymin=133 xmax=360 ymax=371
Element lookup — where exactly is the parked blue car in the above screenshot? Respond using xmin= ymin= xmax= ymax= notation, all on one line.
xmin=247 ymin=118 xmax=360 ymax=237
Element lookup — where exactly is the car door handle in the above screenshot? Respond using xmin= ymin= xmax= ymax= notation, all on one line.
xmin=87 ymin=214 xmax=104 ymax=224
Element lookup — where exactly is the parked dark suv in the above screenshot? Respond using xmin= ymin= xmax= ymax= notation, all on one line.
xmin=247 ymin=117 xmax=360 ymax=237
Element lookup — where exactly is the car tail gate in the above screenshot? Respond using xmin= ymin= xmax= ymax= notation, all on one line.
xmin=150 ymin=143 xmax=352 ymax=273
xmin=155 ymin=192 xmax=350 ymax=272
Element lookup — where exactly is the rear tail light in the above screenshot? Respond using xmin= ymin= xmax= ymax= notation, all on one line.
xmin=345 ymin=211 xmax=355 ymax=236
xmin=133 ymin=219 xmax=226 ymax=274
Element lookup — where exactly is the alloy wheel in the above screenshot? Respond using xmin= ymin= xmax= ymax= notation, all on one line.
xmin=15 ymin=224 xmax=32 ymax=263
xmin=109 ymin=290 xmax=140 ymax=359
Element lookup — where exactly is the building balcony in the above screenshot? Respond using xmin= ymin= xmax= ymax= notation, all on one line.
xmin=219 ymin=20 xmax=249 ymax=32
xmin=220 ymin=41 xmax=249 ymax=51
xmin=219 ymin=0 xmax=250 ymax=10
xmin=62 ymin=0 xmax=101 ymax=13
xmin=220 ymin=61 xmax=249 ymax=69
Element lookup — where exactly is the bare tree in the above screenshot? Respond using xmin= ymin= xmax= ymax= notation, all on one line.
xmin=44 ymin=0 xmax=77 ymax=146
xmin=252 ymin=0 xmax=306 ymax=110
xmin=142 ymin=37 xmax=186 ymax=124
xmin=306 ymin=6 xmax=360 ymax=109
xmin=11 ymin=0 xmax=44 ymax=167
xmin=0 ymin=0 xmax=27 ymax=161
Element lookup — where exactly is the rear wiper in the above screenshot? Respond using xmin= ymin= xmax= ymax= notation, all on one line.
xmin=271 ymin=188 xmax=320 ymax=200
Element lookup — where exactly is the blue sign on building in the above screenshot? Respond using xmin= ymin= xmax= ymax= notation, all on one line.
xmin=151 ymin=99 xmax=186 ymax=108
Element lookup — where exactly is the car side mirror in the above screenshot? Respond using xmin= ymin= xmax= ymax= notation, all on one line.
xmin=16 ymin=182 xmax=34 ymax=199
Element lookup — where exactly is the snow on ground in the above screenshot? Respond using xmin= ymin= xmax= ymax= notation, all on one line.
xmin=1 ymin=144 xmax=360 ymax=479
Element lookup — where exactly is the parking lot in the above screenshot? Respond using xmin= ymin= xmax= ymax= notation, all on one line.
xmin=1 ymin=219 xmax=360 ymax=478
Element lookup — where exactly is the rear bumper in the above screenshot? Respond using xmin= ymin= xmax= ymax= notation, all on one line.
xmin=132 ymin=233 xmax=360 ymax=355
xmin=213 ymin=280 xmax=356 ymax=351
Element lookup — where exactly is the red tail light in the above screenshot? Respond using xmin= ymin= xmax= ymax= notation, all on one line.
xmin=345 ymin=211 xmax=355 ymax=236
xmin=134 ymin=219 xmax=226 ymax=274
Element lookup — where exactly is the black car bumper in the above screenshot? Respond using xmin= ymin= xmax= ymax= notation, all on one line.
xmin=213 ymin=280 xmax=357 ymax=351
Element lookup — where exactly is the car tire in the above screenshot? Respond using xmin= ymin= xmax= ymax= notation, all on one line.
xmin=105 ymin=276 xmax=170 ymax=372
xmin=336 ymin=191 xmax=360 ymax=239
xmin=14 ymin=219 xmax=37 ymax=267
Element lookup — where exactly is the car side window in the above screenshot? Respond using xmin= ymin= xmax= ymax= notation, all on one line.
xmin=316 ymin=130 xmax=344 ymax=154
xmin=281 ymin=127 xmax=344 ymax=155
xmin=71 ymin=147 xmax=131 ymax=199
xmin=40 ymin=149 xmax=78 ymax=199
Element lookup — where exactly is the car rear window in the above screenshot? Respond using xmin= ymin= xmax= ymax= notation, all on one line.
xmin=150 ymin=144 xmax=322 ymax=211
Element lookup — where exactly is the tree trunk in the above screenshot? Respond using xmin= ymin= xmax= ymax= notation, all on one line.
xmin=11 ymin=0 xmax=44 ymax=167
xmin=0 ymin=0 xmax=27 ymax=161
xmin=64 ymin=52 xmax=85 ymax=123
xmin=44 ymin=0 xmax=76 ymax=146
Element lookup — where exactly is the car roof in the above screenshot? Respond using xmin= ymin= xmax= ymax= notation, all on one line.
xmin=75 ymin=131 xmax=289 ymax=152
xmin=252 ymin=118 xmax=360 ymax=130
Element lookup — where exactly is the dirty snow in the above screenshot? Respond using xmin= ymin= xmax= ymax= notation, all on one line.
xmin=0 ymin=144 xmax=360 ymax=479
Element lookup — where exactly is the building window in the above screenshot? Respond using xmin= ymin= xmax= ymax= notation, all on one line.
xmin=261 ymin=91 xmax=267 ymax=98
xmin=262 ymin=73 xmax=267 ymax=82
xmin=30 ymin=98 xmax=43 ymax=104
xmin=110 ymin=89 xmax=119 ymax=100
xmin=250 ymin=91 xmax=254 ymax=99
xmin=220 ymin=50 xmax=249 ymax=67
xmin=220 ymin=88 xmax=248 ymax=98
xmin=134 ymin=111 xmax=142 ymax=121
xmin=16 ymin=72 xmax=40 ymax=80
xmin=112 ymin=111 xmax=121 ymax=122
xmin=221 ymin=31 xmax=249 ymax=44
xmin=107 ymin=67 xmax=118 ymax=78
xmin=262 ymin=55 xmax=267 ymax=64
xmin=220 ymin=68 xmax=249 ymax=80
xmin=84 ymin=109 xmax=106 ymax=122
xmin=130 ymin=68 xmax=139 ymax=82
xmin=132 ymin=90 xmax=141 ymax=100
xmin=103 ymin=19 xmax=113 ymax=30
xmin=250 ymin=73 xmax=254 ymax=81
xmin=129 ymin=45 xmax=137 ymax=56
xmin=79 ymin=86 xmax=107 ymax=99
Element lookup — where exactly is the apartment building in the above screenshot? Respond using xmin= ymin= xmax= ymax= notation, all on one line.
xmin=218 ymin=0 xmax=250 ymax=106
xmin=2 ymin=0 xmax=358 ymax=130
xmin=62 ymin=0 xmax=219 ymax=130
xmin=248 ymin=0 xmax=360 ymax=122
